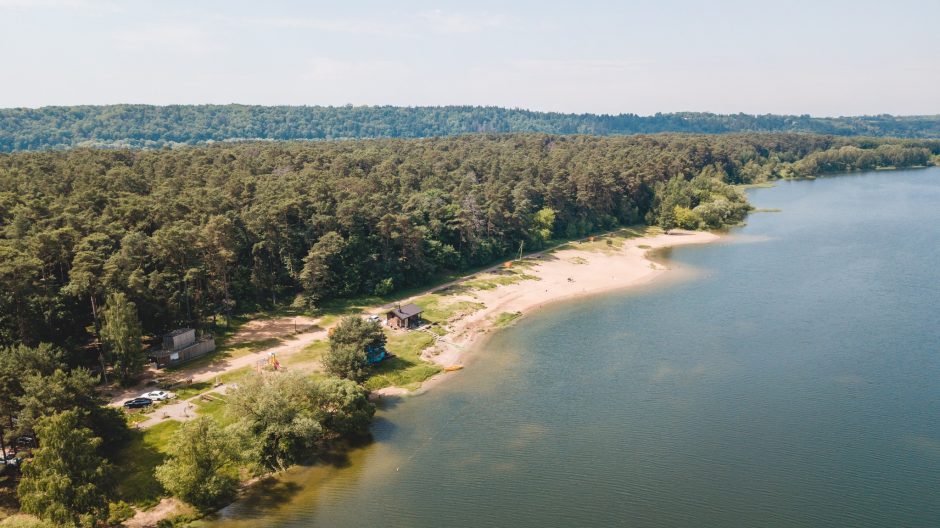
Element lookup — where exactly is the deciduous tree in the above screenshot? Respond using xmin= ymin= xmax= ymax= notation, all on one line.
xmin=100 ymin=292 xmax=144 ymax=384
xmin=155 ymin=417 xmax=240 ymax=511
xmin=17 ymin=410 xmax=112 ymax=528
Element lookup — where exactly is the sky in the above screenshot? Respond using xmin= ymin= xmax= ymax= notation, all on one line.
xmin=1 ymin=0 xmax=938 ymax=116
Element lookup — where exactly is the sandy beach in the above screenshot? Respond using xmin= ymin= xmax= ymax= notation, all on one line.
xmin=375 ymin=228 xmax=719 ymax=396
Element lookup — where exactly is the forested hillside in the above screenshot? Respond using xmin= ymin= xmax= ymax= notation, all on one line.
xmin=1 ymin=133 xmax=937 ymax=366
xmin=3 ymin=105 xmax=940 ymax=152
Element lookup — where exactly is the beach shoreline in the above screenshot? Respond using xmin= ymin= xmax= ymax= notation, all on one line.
xmin=373 ymin=228 xmax=720 ymax=398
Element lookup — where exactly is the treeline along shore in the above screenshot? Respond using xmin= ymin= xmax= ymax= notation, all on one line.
xmin=3 ymin=105 xmax=940 ymax=151
xmin=2 ymin=133 xmax=938 ymax=354
xmin=0 ymin=132 xmax=939 ymax=526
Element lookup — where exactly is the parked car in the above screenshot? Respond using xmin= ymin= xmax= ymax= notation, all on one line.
xmin=140 ymin=390 xmax=172 ymax=401
xmin=123 ymin=397 xmax=153 ymax=409
xmin=15 ymin=436 xmax=35 ymax=448
xmin=1 ymin=453 xmax=22 ymax=467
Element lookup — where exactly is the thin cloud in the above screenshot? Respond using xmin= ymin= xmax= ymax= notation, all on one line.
xmin=258 ymin=16 xmax=406 ymax=37
xmin=416 ymin=9 xmax=507 ymax=34
xmin=240 ymin=9 xmax=510 ymax=38
xmin=510 ymin=58 xmax=652 ymax=74
xmin=113 ymin=25 xmax=223 ymax=54
xmin=0 ymin=0 xmax=122 ymax=11
xmin=302 ymin=57 xmax=410 ymax=83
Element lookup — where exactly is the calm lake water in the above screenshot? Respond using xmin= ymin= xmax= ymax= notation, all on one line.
xmin=213 ymin=168 xmax=940 ymax=528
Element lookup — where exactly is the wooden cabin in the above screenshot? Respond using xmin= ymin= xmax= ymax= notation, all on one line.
xmin=385 ymin=303 xmax=423 ymax=329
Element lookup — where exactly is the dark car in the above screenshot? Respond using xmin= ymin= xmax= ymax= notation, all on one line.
xmin=123 ymin=397 xmax=153 ymax=409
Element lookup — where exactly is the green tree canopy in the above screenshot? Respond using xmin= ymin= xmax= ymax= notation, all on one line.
xmin=313 ymin=377 xmax=375 ymax=437
xmin=155 ymin=417 xmax=240 ymax=511
xmin=17 ymin=410 xmax=112 ymax=528
xmin=325 ymin=316 xmax=387 ymax=382
xmin=322 ymin=344 xmax=370 ymax=383
xmin=100 ymin=292 xmax=144 ymax=385
xmin=226 ymin=372 xmax=324 ymax=471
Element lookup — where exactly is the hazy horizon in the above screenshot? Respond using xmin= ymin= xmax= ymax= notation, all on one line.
xmin=1 ymin=102 xmax=938 ymax=120
xmin=1 ymin=0 xmax=938 ymax=116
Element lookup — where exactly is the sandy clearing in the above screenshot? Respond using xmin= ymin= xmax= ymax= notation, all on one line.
xmin=108 ymin=325 xmax=327 ymax=408
xmin=227 ymin=315 xmax=319 ymax=344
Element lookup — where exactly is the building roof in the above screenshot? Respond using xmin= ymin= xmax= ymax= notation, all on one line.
xmin=387 ymin=303 xmax=423 ymax=319
xmin=165 ymin=328 xmax=194 ymax=337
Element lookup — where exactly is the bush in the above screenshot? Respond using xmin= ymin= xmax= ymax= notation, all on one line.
xmin=673 ymin=206 xmax=701 ymax=229
xmin=0 ymin=515 xmax=55 ymax=528
xmin=156 ymin=513 xmax=202 ymax=528
xmin=374 ymin=277 xmax=394 ymax=296
xmin=107 ymin=501 xmax=135 ymax=525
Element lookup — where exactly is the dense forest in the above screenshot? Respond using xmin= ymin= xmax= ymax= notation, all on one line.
xmin=2 ymin=132 xmax=937 ymax=367
xmin=3 ymin=105 xmax=940 ymax=152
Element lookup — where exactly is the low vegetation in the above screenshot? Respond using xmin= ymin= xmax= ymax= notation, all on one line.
xmin=493 ymin=312 xmax=523 ymax=328
xmin=412 ymin=295 xmax=485 ymax=324
xmin=364 ymin=331 xmax=439 ymax=391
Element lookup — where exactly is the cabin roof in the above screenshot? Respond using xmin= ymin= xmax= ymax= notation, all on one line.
xmin=165 ymin=328 xmax=194 ymax=337
xmin=387 ymin=303 xmax=423 ymax=319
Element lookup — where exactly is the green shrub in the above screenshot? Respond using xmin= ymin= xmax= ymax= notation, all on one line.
xmin=107 ymin=501 xmax=136 ymax=525
xmin=0 ymin=515 xmax=55 ymax=528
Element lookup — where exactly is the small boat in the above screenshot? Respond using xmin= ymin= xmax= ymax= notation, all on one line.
xmin=443 ymin=365 xmax=464 ymax=372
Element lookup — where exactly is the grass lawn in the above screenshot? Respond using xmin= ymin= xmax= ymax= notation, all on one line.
xmin=113 ymin=420 xmax=181 ymax=508
xmin=167 ymin=366 xmax=253 ymax=400
xmin=364 ymin=331 xmax=440 ymax=391
xmin=289 ymin=339 xmax=329 ymax=365
xmin=411 ymin=294 xmax=484 ymax=324
xmin=192 ymin=395 xmax=235 ymax=427
xmin=163 ymin=337 xmax=282 ymax=376
xmin=492 ymin=311 xmax=522 ymax=328
xmin=459 ymin=271 xmax=540 ymax=291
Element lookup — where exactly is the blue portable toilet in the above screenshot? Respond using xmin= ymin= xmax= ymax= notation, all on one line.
xmin=366 ymin=345 xmax=387 ymax=365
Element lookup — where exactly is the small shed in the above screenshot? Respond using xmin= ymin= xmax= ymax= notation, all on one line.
xmin=152 ymin=328 xmax=216 ymax=368
xmin=163 ymin=328 xmax=195 ymax=351
xmin=385 ymin=303 xmax=423 ymax=329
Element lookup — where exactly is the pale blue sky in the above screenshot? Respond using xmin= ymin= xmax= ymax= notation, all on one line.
xmin=1 ymin=0 xmax=938 ymax=115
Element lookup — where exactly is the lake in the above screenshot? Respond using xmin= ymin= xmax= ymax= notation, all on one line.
xmin=212 ymin=167 xmax=940 ymax=527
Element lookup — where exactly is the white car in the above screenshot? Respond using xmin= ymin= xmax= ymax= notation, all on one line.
xmin=140 ymin=390 xmax=173 ymax=401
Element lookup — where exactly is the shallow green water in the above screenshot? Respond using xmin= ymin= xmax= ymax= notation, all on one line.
xmin=213 ymin=168 xmax=940 ymax=527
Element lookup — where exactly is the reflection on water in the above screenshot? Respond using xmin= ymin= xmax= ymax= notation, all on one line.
xmin=213 ymin=168 xmax=940 ymax=528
